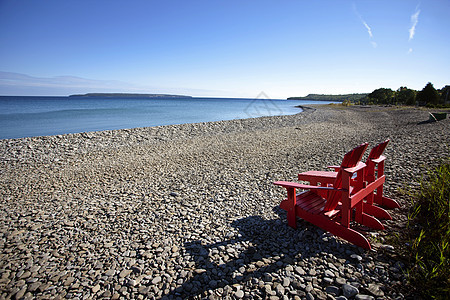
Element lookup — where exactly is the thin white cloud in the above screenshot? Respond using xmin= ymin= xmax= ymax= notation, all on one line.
xmin=407 ymin=48 xmax=413 ymax=54
xmin=409 ymin=8 xmax=420 ymax=41
xmin=363 ymin=21 xmax=373 ymax=38
xmin=353 ymin=3 xmax=376 ymax=48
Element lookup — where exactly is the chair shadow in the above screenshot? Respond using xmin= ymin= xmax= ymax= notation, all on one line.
xmin=163 ymin=207 xmax=357 ymax=299
xmin=417 ymin=119 xmax=435 ymax=125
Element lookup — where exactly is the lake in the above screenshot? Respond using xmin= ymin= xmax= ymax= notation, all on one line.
xmin=0 ymin=96 xmax=333 ymax=139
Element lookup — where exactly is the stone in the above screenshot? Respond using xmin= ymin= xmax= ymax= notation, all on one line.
xmin=14 ymin=285 xmax=27 ymax=300
xmin=152 ymin=276 xmax=162 ymax=285
xmin=355 ymin=295 xmax=374 ymax=300
xmin=295 ymin=266 xmax=306 ymax=275
xmin=102 ymin=291 xmax=112 ymax=298
xmin=350 ymin=254 xmax=363 ymax=262
xmin=119 ymin=269 xmax=132 ymax=278
xmin=235 ymin=289 xmax=244 ymax=298
xmin=263 ymin=273 xmax=273 ymax=282
xmin=306 ymin=292 xmax=315 ymax=300
xmin=127 ymin=279 xmax=137 ymax=287
xmin=324 ymin=269 xmax=335 ymax=278
xmin=27 ymin=281 xmax=41 ymax=292
xmin=276 ymin=284 xmax=285 ymax=295
xmin=139 ymin=286 xmax=150 ymax=294
xmin=342 ymin=284 xmax=359 ymax=298
xmin=367 ymin=283 xmax=384 ymax=297
xmin=325 ymin=285 xmax=340 ymax=297
xmin=92 ymin=284 xmax=101 ymax=294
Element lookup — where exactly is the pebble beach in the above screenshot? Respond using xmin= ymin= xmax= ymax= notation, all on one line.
xmin=1 ymin=105 xmax=449 ymax=299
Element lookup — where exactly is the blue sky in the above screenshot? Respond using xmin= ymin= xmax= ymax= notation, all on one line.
xmin=0 ymin=0 xmax=449 ymax=98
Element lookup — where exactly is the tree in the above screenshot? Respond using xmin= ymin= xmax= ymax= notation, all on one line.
xmin=367 ymin=88 xmax=394 ymax=104
xmin=396 ymin=87 xmax=416 ymax=105
xmin=416 ymin=82 xmax=440 ymax=106
xmin=439 ymin=85 xmax=450 ymax=104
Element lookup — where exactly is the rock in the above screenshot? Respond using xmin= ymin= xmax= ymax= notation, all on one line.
xmin=355 ymin=295 xmax=374 ymax=300
xmin=152 ymin=276 xmax=162 ymax=285
xmin=92 ymin=284 xmax=101 ymax=294
xmin=14 ymin=285 xmax=27 ymax=300
xmin=139 ymin=286 xmax=151 ymax=294
xmin=102 ymin=291 xmax=112 ymax=298
xmin=324 ymin=269 xmax=335 ymax=278
xmin=276 ymin=284 xmax=285 ymax=296
xmin=350 ymin=254 xmax=363 ymax=262
xmin=306 ymin=292 xmax=315 ymax=300
xmin=326 ymin=285 xmax=340 ymax=297
xmin=27 ymin=281 xmax=41 ymax=292
xmin=263 ymin=273 xmax=273 ymax=282
xmin=295 ymin=266 xmax=306 ymax=275
xmin=367 ymin=283 xmax=384 ymax=297
xmin=235 ymin=289 xmax=244 ymax=298
xmin=127 ymin=279 xmax=137 ymax=287
xmin=119 ymin=269 xmax=132 ymax=278
xmin=342 ymin=284 xmax=359 ymax=298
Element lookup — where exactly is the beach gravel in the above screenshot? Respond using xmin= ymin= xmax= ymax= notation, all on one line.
xmin=0 ymin=105 xmax=449 ymax=299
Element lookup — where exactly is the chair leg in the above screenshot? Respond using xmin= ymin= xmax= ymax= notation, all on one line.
xmin=363 ymin=203 xmax=392 ymax=220
xmin=360 ymin=213 xmax=384 ymax=230
xmin=295 ymin=208 xmax=372 ymax=250
xmin=379 ymin=196 xmax=401 ymax=209
xmin=286 ymin=188 xmax=297 ymax=229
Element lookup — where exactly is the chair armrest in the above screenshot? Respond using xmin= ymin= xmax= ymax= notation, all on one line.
xmin=342 ymin=162 xmax=366 ymax=174
xmin=273 ymin=181 xmax=344 ymax=192
xmin=328 ymin=161 xmax=366 ymax=173
xmin=327 ymin=165 xmax=340 ymax=171
xmin=369 ymin=155 xmax=386 ymax=164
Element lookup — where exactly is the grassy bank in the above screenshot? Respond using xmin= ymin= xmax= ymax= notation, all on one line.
xmin=403 ymin=159 xmax=450 ymax=298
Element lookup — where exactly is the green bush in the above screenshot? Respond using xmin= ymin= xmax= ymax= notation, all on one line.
xmin=407 ymin=160 xmax=450 ymax=298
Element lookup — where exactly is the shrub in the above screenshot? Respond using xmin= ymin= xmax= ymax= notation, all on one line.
xmin=406 ymin=159 xmax=450 ymax=298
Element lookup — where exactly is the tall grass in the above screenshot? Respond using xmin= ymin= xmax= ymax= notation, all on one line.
xmin=406 ymin=159 xmax=450 ymax=298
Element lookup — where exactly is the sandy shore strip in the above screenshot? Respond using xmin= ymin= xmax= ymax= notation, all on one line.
xmin=1 ymin=105 xmax=449 ymax=299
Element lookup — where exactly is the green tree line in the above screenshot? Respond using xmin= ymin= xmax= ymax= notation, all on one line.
xmin=359 ymin=82 xmax=450 ymax=107
xmin=288 ymin=93 xmax=368 ymax=101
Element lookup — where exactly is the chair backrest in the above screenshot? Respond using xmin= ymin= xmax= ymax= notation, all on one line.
xmin=367 ymin=139 xmax=390 ymax=160
xmin=324 ymin=142 xmax=369 ymax=212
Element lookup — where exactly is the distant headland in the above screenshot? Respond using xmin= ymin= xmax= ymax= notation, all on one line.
xmin=69 ymin=93 xmax=192 ymax=98
xmin=287 ymin=93 xmax=368 ymax=101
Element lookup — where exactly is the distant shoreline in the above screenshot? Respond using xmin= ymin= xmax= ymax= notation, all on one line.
xmin=69 ymin=93 xmax=192 ymax=98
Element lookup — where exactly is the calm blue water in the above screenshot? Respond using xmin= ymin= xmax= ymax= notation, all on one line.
xmin=0 ymin=96 xmax=331 ymax=139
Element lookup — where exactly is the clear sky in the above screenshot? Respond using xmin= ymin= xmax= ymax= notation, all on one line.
xmin=0 ymin=0 xmax=449 ymax=98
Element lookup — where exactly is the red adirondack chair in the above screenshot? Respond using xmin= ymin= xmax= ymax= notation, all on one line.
xmin=274 ymin=143 xmax=386 ymax=249
xmin=298 ymin=140 xmax=400 ymax=221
